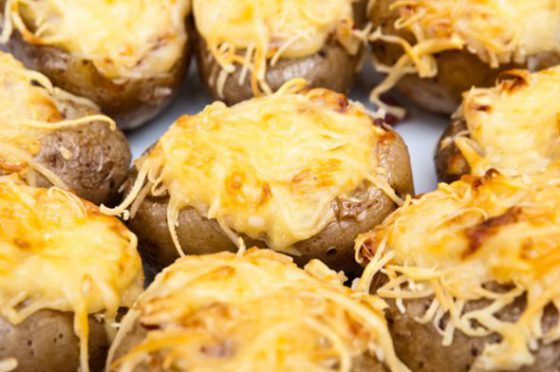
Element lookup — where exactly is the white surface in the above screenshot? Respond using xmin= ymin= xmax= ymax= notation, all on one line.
xmin=127 ymin=65 xmax=448 ymax=195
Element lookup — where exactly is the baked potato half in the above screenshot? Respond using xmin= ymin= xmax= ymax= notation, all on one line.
xmin=105 ymin=80 xmax=413 ymax=276
xmin=368 ymin=0 xmax=560 ymax=115
xmin=193 ymin=0 xmax=368 ymax=105
xmin=436 ymin=67 xmax=560 ymax=182
xmin=0 ymin=51 xmax=130 ymax=205
xmin=108 ymin=248 xmax=407 ymax=372
xmin=0 ymin=0 xmax=191 ymax=130
xmin=356 ymin=171 xmax=560 ymax=371
xmin=0 ymin=176 xmax=143 ymax=372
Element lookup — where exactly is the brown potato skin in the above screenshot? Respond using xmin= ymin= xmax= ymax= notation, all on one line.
xmin=194 ymin=0 xmax=368 ymax=105
xmin=127 ymin=125 xmax=413 ymax=278
xmin=383 ymin=293 xmax=560 ymax=371
xmin=370 ymin=0 xmax=560 ymax=114
xmin=0 ymin=310 xmax=108 ymax=372
xmin=1 ymin=13 xmax=191 ymax=130
xmin=33 ymin=120 xmax=131 ymax=206
xmin=434 ymin=118 xmax=471 ymax=183
xmin=110 ymin=319 xmax=389 ymax=372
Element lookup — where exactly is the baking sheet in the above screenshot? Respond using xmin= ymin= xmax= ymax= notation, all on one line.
xmin=127 ymin=64 xmax=448 ymax=194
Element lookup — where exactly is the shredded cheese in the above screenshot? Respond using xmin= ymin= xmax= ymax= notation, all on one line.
xmin=104 ymin=79 xmax=400 ymax=257
xmin=356 ymin=171 xmax=560 ymax=370
xmin=0 ymin=175 xmax=143 ymax=372
xmin=1 ymin=0 xmax=190 ymax=81
xmin=368 ymin=0 xmax=560 ymax=115
xmin=193 ymin=0 xmax=360 ymax=97
xmin=0 ymin=51 xmax=115 ymax=188
xmin=109 ymin=248 xmax=408 ymax=372
xmin=452 ymin=67 xmax=560 ymax=177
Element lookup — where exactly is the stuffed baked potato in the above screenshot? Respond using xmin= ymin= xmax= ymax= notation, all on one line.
xmin=356 ymin=171 xmax=560 ymax=371
xmin=0 ymin=0 xmax=191 ymax=130
xmin=193 ymin=0 xmax=368 ymax=105
xmin=436 ymin=67 xmax=560 ymax=182
xmin=108 ymin=248 xmax=407 ymax=372
xmin=104 ymin=79 xmax=413 ymax=276
xmin=0 ymin=51 xmax=130 ymax=205
xmin=368 ymin=0 xmax=560 ymax=115
xmin=0 ymin=176 xmax=143 ymax=372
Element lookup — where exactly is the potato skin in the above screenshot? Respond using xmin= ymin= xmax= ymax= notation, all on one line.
xmin=127 ymin=125 xmax=413 ymax=277
xmin=110 ymin=318 xmax=389 ymax=372
xmin=194 ymin=0 xmax=368 ymax=105
xmin=434 ymin=118 xmax=470 ymax=183
xmin=370 ymin=0 xmax=560 ymax=114
xmin=384 ymin=293 xmax=560 ymax=371
xmin=0 ymin=310 xmax=108 ymax=372
xmin=1 ymin=19 xmax=190 ymax=130
xmin=33 ymin=120 xmax=131 ymax=206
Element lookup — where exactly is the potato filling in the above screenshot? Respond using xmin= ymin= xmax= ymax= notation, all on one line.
xmin=1 ymin=0 xmax=190 ymax=80
xmin=105 ymin=79 xmax=400 ymax=256
xmin=109 ymin=249 xmax=407 ymax=372
xmin=357 ymin=171 xmax=560 ymax=370
xmin=0 ymin=176 xmax=143 ymax=372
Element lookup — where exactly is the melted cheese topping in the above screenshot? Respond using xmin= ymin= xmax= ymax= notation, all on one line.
xmin=369 ymin=0 xmax=560 ymax=116
xmin=109 ymin=249 xmax=408 ymax=372
xmin=356 ymin=171 xmax=560 ymax=370
xmin=0 ymin=175 xmax=143 ymax=372
xmin=1 ymin=0 xmax=190 ymax=81
xmin=193 ymin=0 xmax=359 ymax=96
xmin=0 ymin=51 xmax=115 ymax=188
xmin=452 ymin=67 xmax=560 ymax=177
xmin=104 ymin=79 xmax=400 ymax=256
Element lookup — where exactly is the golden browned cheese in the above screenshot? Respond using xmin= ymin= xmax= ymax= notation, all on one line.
xmin=105 ymin=79 xmax=401 ymax=257
xmin=356 ymin=171 xmax=560 ymax=371
xmin=193 ymin=0 xmax=361 ymax=96
xmin=109 ymin=249 xmax=408 ymax=372
xmin=0 ymin=176 xmax=143 ymax=372
xmin=1 ymin=0 xmax=191 ymax=81
xmin=451 ymin=67 xmax=560 ymax=176
xmin=369 ymin=0 xmax=560 ymax=114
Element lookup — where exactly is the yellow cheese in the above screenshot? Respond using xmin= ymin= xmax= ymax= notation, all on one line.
xmin=1 ymin=0 xmax=191 ymax=81
xmin=356 ymin=171 xmax=560 ymax=370
xmin=0 ymin=175 xmax=143 ymax=372
xmin=369 ymin=0 xmax=560 ymax=115
xmin=452 ymin=67 xmax=560 ymax=176
xmin=104 ymin=79 xmax=400 ymax=256
xmin=193 ymin=0 xmax=359 ymax=96
xmin=0 ymin=51 xmax=114 ymax=188
xmin=109 ymin=248 xmax=408 ymax=372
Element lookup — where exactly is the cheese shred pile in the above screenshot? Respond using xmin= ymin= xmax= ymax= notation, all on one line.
xmin=0 ymin=51 xmax=115 ymax=188
xmin=450 ymin=67 xmax=560 ymax=177
xmin=109 ymin=249 xmax=409 ymax=372
xmin=356 ymin=171 xmax=560 ymax=370
xmin=0 ymin=176 xmax=143 ymax=372
xmin=368 ymin=0 xmax=560 ymax=116
xmin=103 ymin=79 xmax=401 ymax=257
xmin=0 ymin=0 xmax=190 ymax=81
xmin=193 ymin=0 xmax=361 ymax=97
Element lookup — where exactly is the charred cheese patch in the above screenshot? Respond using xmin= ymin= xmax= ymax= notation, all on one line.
xmin=0 ymin=51 xmax=114 ymax=188
xmin=193 ymin=0 xmax=359 ymax=96
xmin=356 ymin=171 xmax=560 ymax=370
xmin=0 ymin=176 xmax=143 ymax=372
xmin=109 ymin=248 xmax=408 ymax=372
xmin=454 ymin=67 xmax=560 ymax=176
xmin=105 ymin=79 xmax=400 ymax=256
xmin=369 ymin=0 xmax=560 ymax=115
xmin=1 ymin=0 xmax=190 ymax=80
